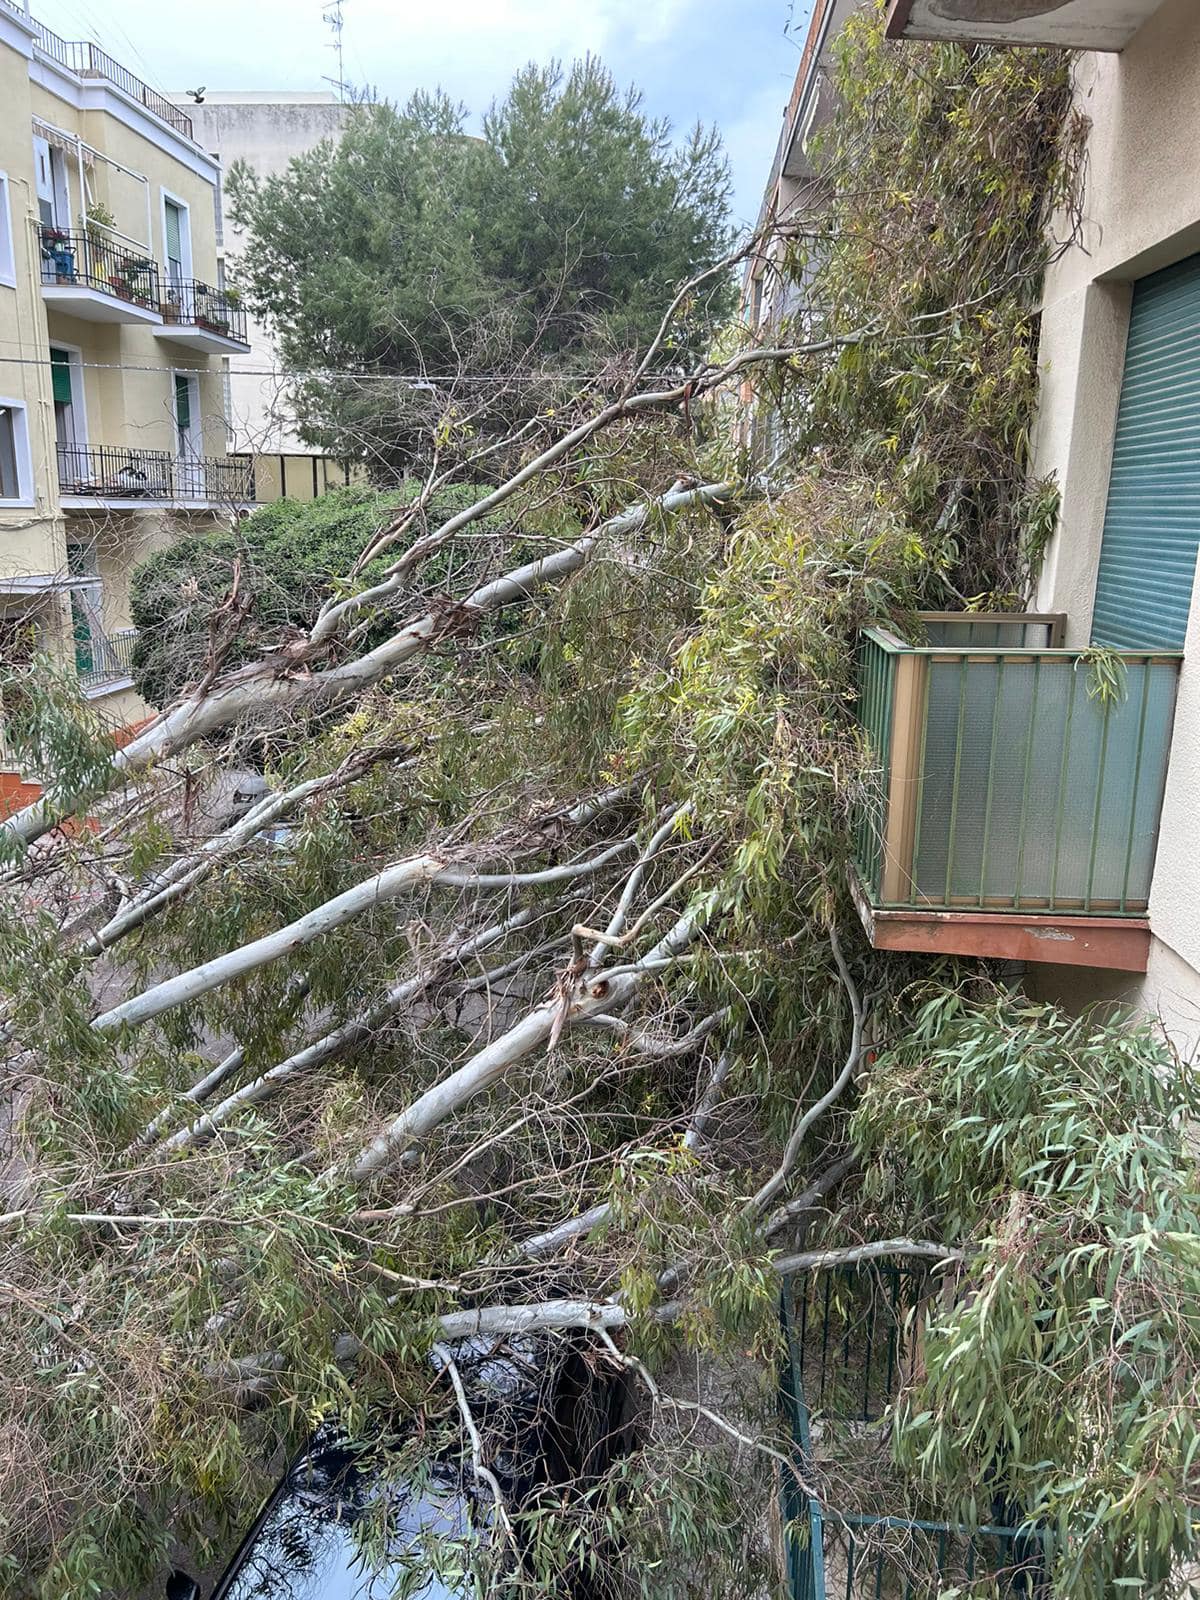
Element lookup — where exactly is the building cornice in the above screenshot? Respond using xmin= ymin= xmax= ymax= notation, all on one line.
xmin=28 ymin=56 xmax=220 ymax=186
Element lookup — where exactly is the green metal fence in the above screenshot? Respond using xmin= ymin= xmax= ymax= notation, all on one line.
xmin=780 ymin=1271 xmax=1048 ymax=1599
xmin=854 ymin=619 xmax=1181 ymax=914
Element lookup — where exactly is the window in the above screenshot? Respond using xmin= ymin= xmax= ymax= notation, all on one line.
xmin=0 ymin=401 xmax=32 ymax=505
xmin=33 ymin=137 xmax=69 ymax=231
xmin=173 ymin=372 xmax=204 ymax=496
xmin=162 ymin=195 xmax=191 ymax=287
xmin=0 ymin=172 xmax=14 ymax=289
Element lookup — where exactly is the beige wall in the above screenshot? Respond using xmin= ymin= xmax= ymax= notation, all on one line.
xmin=0 ymin=14 xmax=233 ymax=744
xmin=1028 ymin=0 xmax=1200 ymax=1056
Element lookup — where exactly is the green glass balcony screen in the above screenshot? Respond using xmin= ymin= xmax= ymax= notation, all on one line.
xmin=855 ymin=618 xmax=1181 ymax=915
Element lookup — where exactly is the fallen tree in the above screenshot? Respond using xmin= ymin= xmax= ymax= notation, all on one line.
xmin=0 ymin=21 xmax=1194 ymax=1600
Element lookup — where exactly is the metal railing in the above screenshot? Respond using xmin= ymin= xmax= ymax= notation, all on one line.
xmin=30 ymin=22 xmax=194 ymax=139
xmin=77 ymin=627 xmax=137 ymax=690
xmin=39 ymin=226 xmax=160 ymax=310
xmin=854 ymin=614 xmax=1181 ymax=916
xmin=780 ymin=1273 xmax=1049 ymax=1599
xmin=159 ymin=279 xmax=249 ymax=343
xmin=57 ymin=444 xmax=256 ymax=505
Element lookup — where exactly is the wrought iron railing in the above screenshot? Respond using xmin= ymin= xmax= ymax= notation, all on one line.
xmin=58 ymin=443 xmax=173 ymax=499
xmin=159 ymin=279 xmax=249 ymax=344
xmin=39 ymin=227 xmax=160 ymax=310
xmin=30 ymin=22 xmax=194 ymax=139
xmin=854 ymin=615 xmax=1181 ymax=915
xmin=77 ymin=627 xmax=137 ymax=690
xmin=57 ymin=444 xmax=256 ymax=505
xmin=780 ymin=1272 xmax=1049 ymax=1599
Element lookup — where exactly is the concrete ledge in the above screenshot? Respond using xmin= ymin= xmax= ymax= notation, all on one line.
xmin=849 ymin=869 xmax=1151 ymax=972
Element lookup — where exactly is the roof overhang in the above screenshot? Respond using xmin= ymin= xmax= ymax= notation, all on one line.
xmin=884 ymin=0 xmax=1167 ymax=51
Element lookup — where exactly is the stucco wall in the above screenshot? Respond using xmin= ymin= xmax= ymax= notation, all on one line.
xmin=182 ymin=95 xmax=349 ymax=456
xmin=1028 ymin=0 xmax=1200 ymax=1052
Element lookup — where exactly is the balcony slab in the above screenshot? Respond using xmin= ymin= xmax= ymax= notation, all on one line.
xmin=153 ymin=323 xmax=251 ymax=355
xmin=884 ymin=0 xmax=1165 ymax=52
xmin=41 ymin=283 xmax=162 ymax=324
xmin=849 ymin=870 xmax=1150 ymax=972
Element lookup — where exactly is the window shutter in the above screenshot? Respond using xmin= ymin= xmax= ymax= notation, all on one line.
xmin=174 ymin=373 xmax=191 ymax=432
xmin=1091 ymin=254 xmax=1200 ymax=650
xmin=164 ymin=201 xmax=182 ymax=264
xmin=50 ymin=349 xmax=72 ymax=406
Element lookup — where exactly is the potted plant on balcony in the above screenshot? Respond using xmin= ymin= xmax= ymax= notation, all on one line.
xmin=83 ymin=202 xmax=116 ymax=243
xmin=160 ymin=288 xmax=181 ymax=322
xmin=117 ymin=255 xmax=155 ymax=304
xmin=40 ymin=226 xmax=75 ymax=283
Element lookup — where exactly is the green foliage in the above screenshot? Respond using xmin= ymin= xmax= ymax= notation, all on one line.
xmin=0 ymin=654 xmax=120 ymax=863
xmin=853 ymin=992 xmax=1200 ymax=1592
xmin=227 ymin=61 xmax=733 ymax=472
xmin=771 ymin=9 xmax=1080 ymax=601
xmin=127 ymin=482 xmax=513 ymax=706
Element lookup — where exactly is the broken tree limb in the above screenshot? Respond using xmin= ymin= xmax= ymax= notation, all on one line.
xmin=350 ymin=909 xmax=701 ymax=1181
xmin=151 ymin=910 xmax=537 ymax=1153
xmin=84 ymin=753 xmax=407 ymax=957
xmin=93 ymin=833 xmax=636 ymax=1038
xmin=743 ymin=924 xmax=865 ymax=1220
xmin=1 ymin=483 xmax=734 ymax=852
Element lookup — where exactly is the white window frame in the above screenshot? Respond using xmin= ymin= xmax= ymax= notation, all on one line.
xmin=160 ymin=188 xmax=193 ymax=286
xmin=0 ymin=172 xmax=14 ymax=289
xmin=48 ymin=339 xmax=89 ymax=450
xmin=0 ymin=398 xmax=34 ymax=508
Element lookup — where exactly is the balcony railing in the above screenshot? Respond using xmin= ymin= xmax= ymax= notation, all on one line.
xmin=57 ymin=444 xmax=256 ymax=506
xmin=854 ymin=615 xmax=1181 ymax=917
xmin=159 ymin=279 xmax=248 ymax=343
xmin=39 ymin=227 xmax=160 ymax=310
xmin=30 ymin=22 xmax=194 ymax=139
xmin=77 ymin=626 xmax=137 ymax=691
xmin=781 ymin=1271 xmax=1048 ymax=1599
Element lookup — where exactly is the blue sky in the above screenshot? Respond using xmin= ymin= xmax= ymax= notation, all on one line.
xmin=30 ymin=0 xmax=815 ymax=229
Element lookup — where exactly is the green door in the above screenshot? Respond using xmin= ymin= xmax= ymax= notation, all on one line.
xmin=1091 ymin=254 xmax=1200 ymax=650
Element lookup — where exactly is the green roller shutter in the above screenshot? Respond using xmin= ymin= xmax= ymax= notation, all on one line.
xmin=1091 ymin=254 xmax=1200 ymax=650
xmin=174 ymin=373 xmax=191 ymax=432
xmin=50 ymin=348 xmax=72 ymax=405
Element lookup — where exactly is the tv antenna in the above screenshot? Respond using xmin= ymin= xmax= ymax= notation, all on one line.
xmin=321 ymin=0 xmax=348 ymax=102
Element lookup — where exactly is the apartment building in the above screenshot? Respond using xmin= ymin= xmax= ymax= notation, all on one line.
xmin=0 ymin=0 xmax=252 ymax=781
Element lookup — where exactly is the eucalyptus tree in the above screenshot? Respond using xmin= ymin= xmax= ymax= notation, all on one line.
xmin=0 ymin=18 xmax=1196 ymax=1600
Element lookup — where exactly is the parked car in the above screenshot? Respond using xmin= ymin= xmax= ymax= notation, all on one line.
xmin=166 ymin=1332 xmax=639 ymax=1599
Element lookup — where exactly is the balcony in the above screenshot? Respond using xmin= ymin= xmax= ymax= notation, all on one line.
xmin=851 ymin=614 xmax=1182 ymax=972
xmin=77 ymin=626 xmax=137 ymax=695
xmin=39 ymin=228 xmax=163 ymax=325
xmin=884 ymin=0 xmax=1166 ymax=52
xmin=153 ymin=280 xmax=251 ymax=354
xmin=57 ymin=444 xmax=256 ymax=509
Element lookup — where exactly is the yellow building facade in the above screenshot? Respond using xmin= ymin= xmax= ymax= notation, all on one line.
xmin=0 ymin=0 xmax=253 ymax=765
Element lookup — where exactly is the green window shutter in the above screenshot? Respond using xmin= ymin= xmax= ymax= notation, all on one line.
xmin=174 ymin=373 xmax=191 ymax=432
xmin=50 ymin=348 xmax=72 ymax=405
xmin=1092 ymin=253 xmax=1200 ymax=650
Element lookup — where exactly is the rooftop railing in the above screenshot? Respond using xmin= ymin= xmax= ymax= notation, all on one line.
xmin=30 ymin=21 xmax=194 ymax=140
xmin=853 ymin=614 xmax=1181 ymax=916
xmin=39 ymin=227 xmax=160 ymax=310
xmin=160 ymin=279 xmax=249 ymax=344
